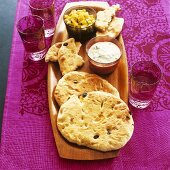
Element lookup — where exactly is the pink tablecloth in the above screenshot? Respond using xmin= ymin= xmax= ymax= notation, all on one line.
xmin=0 ymin=0 xmax=170 ymax=169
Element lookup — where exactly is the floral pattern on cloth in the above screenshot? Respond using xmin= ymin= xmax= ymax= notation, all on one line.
xmin=1 ymin=0 xmax=170 ymax=169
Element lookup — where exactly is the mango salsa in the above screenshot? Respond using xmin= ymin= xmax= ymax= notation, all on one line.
xmin=64 ymin=9 xmax=95 ymax=28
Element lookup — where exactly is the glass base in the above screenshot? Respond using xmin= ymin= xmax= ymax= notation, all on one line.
xmin=44 ymin=28 xmax=55 ymax=38
xmin=28 ymin=49 xmax=47 ymax=61
xmin=129 ymin=96 xmax=151 ymax=109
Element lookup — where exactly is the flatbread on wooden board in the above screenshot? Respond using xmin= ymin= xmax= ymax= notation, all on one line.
xmin=45 ymin=42 xmax=62 ymax=62
xmin=45 ymin=38 xmax=84 ymax=75
xmin=96 ymin=17 xmax=124 ymax=38
xmin=57 ymin=91 xmax=134 ymax=152
xmin=95 ymin=4 xmax=124 ymax=38
xmin=95 ymin=4 xmax=121 ymax=32
xmin=54 ymin=71 xmax=120 ymax=106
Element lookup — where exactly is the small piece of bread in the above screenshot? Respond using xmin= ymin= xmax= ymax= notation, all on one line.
xmin=95 ymin=4 xmax=121 ymax=32
xmin=96 ymin=17 xmax=124 ymax=38
xmin=57 ymin=91 xmax=134 ymax=152
xmin=45 ymin=42 xmax=62 ymax=62
xmin=58 ymin=38 xmax=82 ymax=58
xmin=54 ymin=71 xmax=120 ymax=106
xmin=58 ymin=38 xmax=84 ymax=75
xmin=45 ymin=38 xmax=84 ymax=75
xmin=58 ymin=54 xmax=84 ymax=75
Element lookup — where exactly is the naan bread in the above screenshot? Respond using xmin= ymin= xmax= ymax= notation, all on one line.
xmin=96 ymin=17 xmax=124 ymax=38
xmin=45 ymin=42 xmax=62 ymax=62
xmin=58 ymin=38 xmax=84 ymax=75
xmin=45 ymin=38 xmax=84 ymax=75
xmin=54 ymin=71 xmax=120 ymax=106
xmin=95 ymin=4 xmax=121 ymax=32
xmin=58 ymin=38 xmax=82 ymax=57
xmin=57 ymin=91 xmax=134 ymax=152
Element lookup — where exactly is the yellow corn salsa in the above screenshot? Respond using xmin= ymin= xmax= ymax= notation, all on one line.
xmin=64 ymin=9 xmax=95 ymax=28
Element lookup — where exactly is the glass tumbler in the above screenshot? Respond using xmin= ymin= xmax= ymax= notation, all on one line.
xmin=129 ymin=61 xmax=161 ymax=109
xmin=17 ymin=15 xmax=46 ymax=61
xmin=29 ymin=0 xmax=56 ymax=37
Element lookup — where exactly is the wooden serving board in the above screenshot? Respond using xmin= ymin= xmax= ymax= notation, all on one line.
xmin=47 ymin=1 xmax=128 ymax=160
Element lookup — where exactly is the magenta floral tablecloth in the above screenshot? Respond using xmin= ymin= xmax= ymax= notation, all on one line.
xmin=0 ymin=0 xmax=170 ymax=169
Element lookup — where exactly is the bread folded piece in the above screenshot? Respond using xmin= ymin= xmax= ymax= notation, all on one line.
xmin=95 ymin=4 xmax=124 ymax=38
xmin=45 ymin=38 xmax=84 ymax=75
xmin=58 ymin=38 xmax=84 ymax=75
xmin=95 ymin=4 xmax=121 ymax=32
xmin=57 ymin=91 xmax=134 ymax=152
xmin=45 ymin=42 xmax=62 ymax=62
xmin=96 ymin=17 xmax=124 ymax=38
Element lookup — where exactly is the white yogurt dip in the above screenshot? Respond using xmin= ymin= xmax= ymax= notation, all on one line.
xmin=88 ymin=42 xmax=121 ymax=63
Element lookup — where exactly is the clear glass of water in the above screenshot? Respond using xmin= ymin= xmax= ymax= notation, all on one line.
xmin=29 ymin=0 xmax=56 ymax=38
xmin=129 ymin=61 xmax=161 ymax=109
xmin=17 ymin=15 xmax=47 ymax=61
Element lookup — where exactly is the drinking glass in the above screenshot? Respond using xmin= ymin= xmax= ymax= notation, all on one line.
xmin=29 ymin=0 xmax=56 ymax=37
xmin=17 ymin=15 xmax=47 ymax=61
xmin=129 ymin=61 xmax=161 ymax=109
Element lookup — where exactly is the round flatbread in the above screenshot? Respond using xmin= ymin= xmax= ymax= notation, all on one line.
xmin=57 ymin=91 xmax=134 ymax=152
xmin=54 ymin=71 xmax=120 ymax=106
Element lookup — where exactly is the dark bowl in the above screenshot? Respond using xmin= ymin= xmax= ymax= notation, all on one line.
xmin=63 ymin=6 xmax=97 ymax=43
